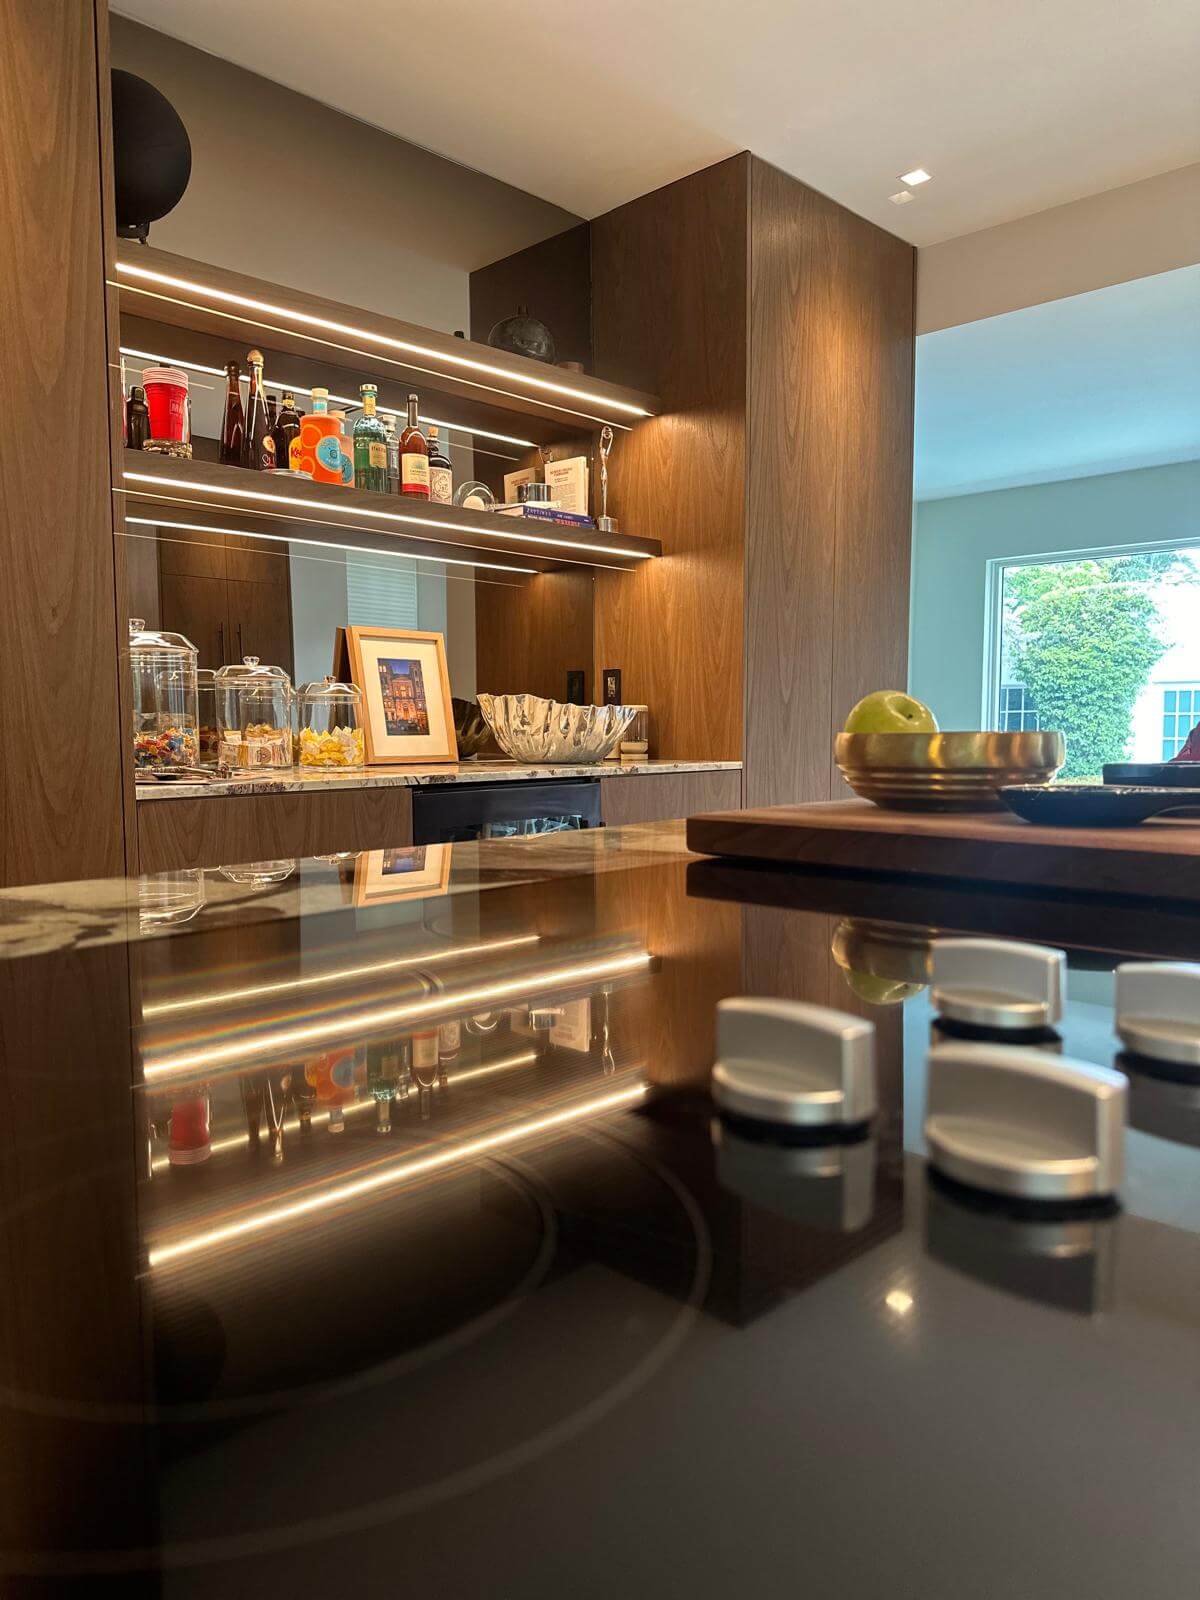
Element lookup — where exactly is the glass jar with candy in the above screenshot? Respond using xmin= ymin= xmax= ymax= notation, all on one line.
xmin=128 ymin=618 xmax=199 ymax=773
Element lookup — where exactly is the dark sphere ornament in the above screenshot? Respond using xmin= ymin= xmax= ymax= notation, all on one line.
xmin=111 ymin=70 xmax=192 ymax=243
xmin=487 ymin=305 xmax=557 ymax=365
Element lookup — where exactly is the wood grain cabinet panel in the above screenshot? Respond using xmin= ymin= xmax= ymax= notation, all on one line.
xmin=138 ymin=788 xmax=414 ymax=873
xmin=601 ymin=771 xmax=742 ymax=826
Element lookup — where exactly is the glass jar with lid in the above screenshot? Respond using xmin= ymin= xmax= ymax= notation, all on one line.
xmin=215 ymin=656 xmax=294 ymax=771
xmin=297 ymin=678 xmax=365 ymax=769
xmin=128 ymin=618 xmax=199 ymax=772
xmin=196 ymin=668 xmax=220 ymax=768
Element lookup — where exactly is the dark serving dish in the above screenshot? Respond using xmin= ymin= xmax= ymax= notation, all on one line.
xmin=1001 ymin=784 xmax=1200 ymax=828
xmin=1103 ymin=762 xmax=1200 ymax=787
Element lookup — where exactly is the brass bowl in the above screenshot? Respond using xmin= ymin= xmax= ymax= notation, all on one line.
xmin=834 ymin=731 xmax=1065 ymax=812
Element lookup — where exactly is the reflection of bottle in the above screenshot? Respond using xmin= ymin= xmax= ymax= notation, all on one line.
xmin=220 ymin=362 xmax=244 ymax=465
xmin=169 ymin=1092 xmax=212 ymax=1166
xmin=331 ymin=411 xmax=354 ymax=487
xmin=294 ymin=1060 xmax=317 ymax=1133
xmin=399 ymin=393 xmax=430 ymax=499
xmin=243 ymin=350 xmax=276 ymax=471
xmin=438 ymin=1019 xmax=461 ymax=1065
xmin=427 ymin=425 xmax=453 ymax=504
xmin=273 ymin=391 xmax=302 ymax=470
xmin=241 ymin=1075 xmax=265 ymax=1148
xmin=354 ymin=384 xmax=390 ymax=493
xmin=383 ymin=416 xmax=400 ymax=493
xmin=367 ymin=1043 xmax=399 ymax=1133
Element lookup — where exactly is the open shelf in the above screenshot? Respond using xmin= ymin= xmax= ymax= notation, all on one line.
xmin=112 ymin=241 xmax=660 ymax=443
xmin=118 ymin=450 xmax=661 ymax=575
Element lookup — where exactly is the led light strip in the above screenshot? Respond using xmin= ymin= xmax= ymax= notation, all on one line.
xmin=447 ymin=1049 xmax=539 ymax=1086
xmin=141 ymin=935 xmax=541 ymax=1019
xmin=147 ymin=1083 xmax=648 ymax=1267
xmin=125 ymin=515 xmax=537 ymax=576
xmin=115 ymin=263 xmax=652 ymax=418
xmin=118 ymin=347 xmax=537 ymax=450
xmin=142 ymin=950 xmax=652 ymax=1081
xmin=121 ymin=470 xmax=655 ymax=562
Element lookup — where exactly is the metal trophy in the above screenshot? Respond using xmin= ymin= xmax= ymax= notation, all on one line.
xmin=597 ymin=425 xmax=618 ymax=534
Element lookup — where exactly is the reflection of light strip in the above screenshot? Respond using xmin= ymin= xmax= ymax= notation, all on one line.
xmin=143 ymin=951 xmax=652 ymax=1081
xmin=142 ymin=934 xmax=541 ymax=1019
xmin=124 ymin=516 xmax=537 ymax=576
xmin=114 ymin=263 xmax=653 ymax=417
xmin=118 ymin=347 xmax=536 ymax=448
xmin=149 ymin=1096 xmax=377 ymax=1173
xmin=122 ymin=471 xmax=654 ymax=561
xmin=449 ymin=1049 xmax=539 ymax=1085
xmin=148 ymin=1083 xmax=648 ymax=1266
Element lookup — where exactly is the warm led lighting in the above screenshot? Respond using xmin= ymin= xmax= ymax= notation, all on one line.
xmin=885 ymin=1288 xmax=914 ymax=1315
xmin=142 ymin=950 xmax=652 ymax=1082
xmin=141 ymin=935 xmax=541 ymax=1019
xmin=124 ymin=515 xmax=536 ymax=576
xmin=147 ymin=1083 xmax=649 ymax=1266
xmin=117 ymin=349 xmax=537 ymax=450
xmin=889 ymin=191 xmax=914 ymax=206
xmin=122 ymin=471 xmax=654 ymax=562
xmin=149 ymin=1096 xmax=379 ymax=1173
xmin=448 ymin=1049 xmax=539 ymax=1085
xmin=115 ymin=262 xmax=653 ymax=419
xmin=899 ymin=167 xmax=931 ymax=186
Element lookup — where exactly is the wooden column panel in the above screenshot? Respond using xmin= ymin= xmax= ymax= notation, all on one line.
xmin=0 ymin=0 xmax=127 ymax=884
xmin=475 ymin=570 xmax=594 ymax=703
xmin=600 ymin=770 xmax=742 ymax=826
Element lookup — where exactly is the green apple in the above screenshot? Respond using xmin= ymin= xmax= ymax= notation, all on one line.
xmin=844 ymin=690 xmax=938 ymax=735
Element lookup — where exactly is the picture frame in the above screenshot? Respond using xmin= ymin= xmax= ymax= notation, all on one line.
xmin=345 ymin=626 xmax=458 ymax=765
xmin=353 ymin=844 xmax=452 ymax=906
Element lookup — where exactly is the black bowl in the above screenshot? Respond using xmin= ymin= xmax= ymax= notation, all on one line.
xmin=1001 ymin=784 xmax=1200 ymax=828
xmin=1103 ymin=762 xmax=1200 ymax=788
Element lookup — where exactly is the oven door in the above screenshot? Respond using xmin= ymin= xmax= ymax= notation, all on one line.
xmin=411 ymin=779 xmax=603 ymax=844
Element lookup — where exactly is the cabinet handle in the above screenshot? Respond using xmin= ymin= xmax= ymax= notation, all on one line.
xmin=217 ymin=622 xmax=224 ymax=663
xmin=236 ymin=622 xmax=243 ymax=659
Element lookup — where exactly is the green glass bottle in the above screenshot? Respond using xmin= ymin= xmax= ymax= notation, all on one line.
xmin=353 ymin=383 xmax=390 ymax=493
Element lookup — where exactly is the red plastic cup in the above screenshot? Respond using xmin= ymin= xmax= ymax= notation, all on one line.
xmin=142 ymin=366 xmax=190 ymax=442
xmin=169 ymin=1092 xmax=212 ymax=1165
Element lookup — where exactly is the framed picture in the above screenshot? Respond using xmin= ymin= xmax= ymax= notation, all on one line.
xmin=353 ymin=844 xmax=452 ymax=906
xmin=345 ymin=627 xmax=458 ymax=765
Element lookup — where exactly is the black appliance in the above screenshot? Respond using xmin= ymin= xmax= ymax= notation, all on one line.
xmin=411 ymin=777 xmax=601 ymax=843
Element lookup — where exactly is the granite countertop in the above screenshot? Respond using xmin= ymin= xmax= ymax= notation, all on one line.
xmin=135 ymin=758 xmax=742 ymax=801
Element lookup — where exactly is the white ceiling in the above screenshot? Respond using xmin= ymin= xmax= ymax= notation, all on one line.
xmin=113 ymin=0 xmax=1199 ymax=246
xmin=914 ymin=265 xmax=1200 ymax=498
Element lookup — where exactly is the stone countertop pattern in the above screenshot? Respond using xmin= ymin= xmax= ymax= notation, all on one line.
xmin=0 ymin=822 xmax=696 ymax=962
xmin=134 ymin=759 xmax=742 ymax=801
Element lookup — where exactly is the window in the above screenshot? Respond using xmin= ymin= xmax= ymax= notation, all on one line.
xmin=1162 ymin=686 xmax=1200 ymax=759
xmin=346 ymin=553 xmax=418 ymax=630
xmin=999 ymin=683 xmax=1040 ymax=732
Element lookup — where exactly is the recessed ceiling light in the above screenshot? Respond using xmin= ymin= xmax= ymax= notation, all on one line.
xmin=899 ymin=167 xmax=932 ymax=186
xmin=889 ymin=190 xmax=914 ymax=205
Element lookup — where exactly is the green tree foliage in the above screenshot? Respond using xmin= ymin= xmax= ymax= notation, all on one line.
xmin=1005 ymin=553 xmax=1198 ymax=780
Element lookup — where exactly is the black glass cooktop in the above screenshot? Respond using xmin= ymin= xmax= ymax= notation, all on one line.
xmin=0 ymin=831 xmax=1196 ymax=1596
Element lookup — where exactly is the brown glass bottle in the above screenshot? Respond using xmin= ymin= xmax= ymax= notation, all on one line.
xmin=272 ymin=391 xmax=302 ymax=471
xmin=243 ymin=349 xmax=276 ymax=471
xmin=398 ymin=393 xmax=430 ymax=499
xmin=220 ymin=361 xmax=244 ymax=465
xmin=126 ymin=385 xmax=150 ymax=451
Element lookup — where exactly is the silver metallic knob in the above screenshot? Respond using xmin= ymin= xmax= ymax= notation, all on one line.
xmin=925 ymin=1043 xmax=1127 ymax=1201
xmin=931 ymin=938 xmax=1065 ymax=1030
xmin=712 ymin=998 xmax=876 ymax=1128
xmin=1115 ymin=962 xmax=1200 ymax=1069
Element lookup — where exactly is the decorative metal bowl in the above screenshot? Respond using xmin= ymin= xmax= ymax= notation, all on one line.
xmin=452 ymin=697 xmax=492 ymax=758
xmin=478 ymin=693 xmax=636 ymax=764
xmin=834 ymin=731 xmax=1065 ymax=812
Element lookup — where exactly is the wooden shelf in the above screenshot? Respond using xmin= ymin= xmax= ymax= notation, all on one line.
xmin=118 ymin=450 xmax=661 ymax=575
xmin=111 ymin=241 xmax=659 ymax=445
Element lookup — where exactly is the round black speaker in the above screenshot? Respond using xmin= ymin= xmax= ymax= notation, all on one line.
xmin=111 ymin=69 xmax=191 ymax=242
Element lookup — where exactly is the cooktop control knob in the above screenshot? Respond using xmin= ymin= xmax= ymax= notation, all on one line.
xmin=925 ymin=1043 xmax=1127 ymax=1201
xmin=931 ymin=938 xmax=1065 ymax=1031
xmin=712 ymin=997 xmax=876 ymax=1129
xmin=1115 ymin=962 xmax=1200 ymax=1069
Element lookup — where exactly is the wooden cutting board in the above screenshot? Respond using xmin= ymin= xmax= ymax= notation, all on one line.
xmin=685 ymin=800 xmax=1200 ymax=903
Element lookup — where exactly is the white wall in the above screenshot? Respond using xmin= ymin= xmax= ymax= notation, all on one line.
xmin=909 ymin=460 xmax=1200 ymax=730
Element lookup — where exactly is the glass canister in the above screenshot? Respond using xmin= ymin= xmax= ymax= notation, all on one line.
xmin=196 ymin=668 xmax=220 ymax=768
xmin=128 ymin=618 xmax=199 ymax=772
xmin=215 ymin=656 xmax=294 ymax=771
xmin=297 ymin=678 xmax=365 ymax=769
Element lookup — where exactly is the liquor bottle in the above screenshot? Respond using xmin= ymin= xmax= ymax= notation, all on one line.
xmin=295 ymin=387 xmax=343 ymax=483
xmin=126 ymin=386 xmax=150 ymax=451
xmin=399 ymin=393 xmax=430 ymax=499
xmin=266 ymin=392 xmax=279 ymax=434
xmin=383 ymin=415 xmax=400 ymax=494
xmin=243 ymin=350 xmax=276 ymax=471
xmin=353 ymin=383 xmax=390 ymax=493
xmin=220 ymin=361 xmax=244 ymax=465
xmin=273 ymin=391 xmax=302 ymax=471
xmin=427 ymin=425 xmax=453 ymax=504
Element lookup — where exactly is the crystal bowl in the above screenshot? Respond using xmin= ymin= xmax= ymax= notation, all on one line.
xmin=478 ymin=693 xmax=637 ymax=764
xmin=834 ymin=731 xmax=1065 ymax=811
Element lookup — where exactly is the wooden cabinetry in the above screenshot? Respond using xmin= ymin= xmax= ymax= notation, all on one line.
xmin=600 ymin=770 xmax=742 ymax=826
xmin=156 ymin=527 xmax=294 ymax=675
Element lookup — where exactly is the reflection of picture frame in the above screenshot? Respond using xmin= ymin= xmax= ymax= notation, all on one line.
xmin=345 ymin=627 xmax=458 ymax=765
xmin=353 ymin=844 xmax=452 ymax=905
